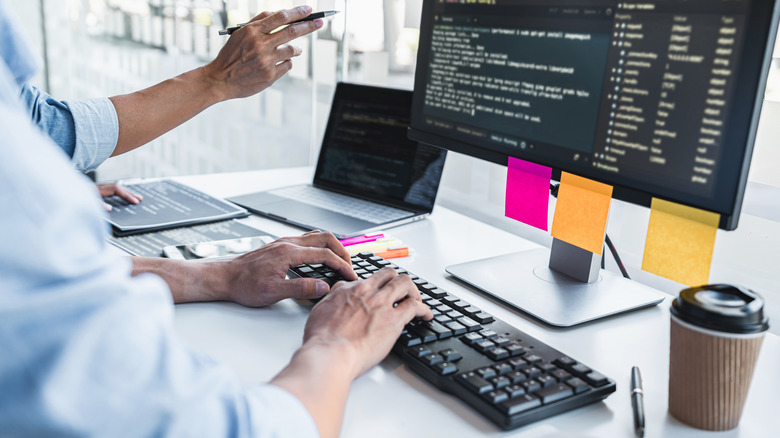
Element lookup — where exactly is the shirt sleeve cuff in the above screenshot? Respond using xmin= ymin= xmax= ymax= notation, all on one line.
xmin=64 ymin=97 xmax=118 ymax=173
xmin=244 ymin=384 xmax=320 ymax=438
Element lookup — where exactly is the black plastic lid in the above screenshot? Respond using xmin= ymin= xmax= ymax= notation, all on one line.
xmin=671 ymin=284 xmax=769 ymax=334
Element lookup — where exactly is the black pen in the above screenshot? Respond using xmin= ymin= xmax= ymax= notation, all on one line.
xmin=219 ymin=10 xmax=339 ymax=35
xmin=631 ymin=366 xmax=645 ymax=437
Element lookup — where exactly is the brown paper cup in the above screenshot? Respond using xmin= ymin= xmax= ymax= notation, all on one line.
xmin=668 ymin=314 xmax=765 ymax=431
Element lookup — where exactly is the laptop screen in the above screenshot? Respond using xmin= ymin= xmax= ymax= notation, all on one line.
xmin=313 ymin=83 xmax=446 ymax=212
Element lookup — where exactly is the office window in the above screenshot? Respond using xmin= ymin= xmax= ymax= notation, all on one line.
xmin=10 ymin=0 xmax=422 ymax=180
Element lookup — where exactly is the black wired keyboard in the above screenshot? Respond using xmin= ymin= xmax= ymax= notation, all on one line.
xmin=289 ymin=252 xmax=616 ymax=430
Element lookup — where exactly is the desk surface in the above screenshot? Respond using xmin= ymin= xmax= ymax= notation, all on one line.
xmin=172 ymin=169 xmax=780 ymax=438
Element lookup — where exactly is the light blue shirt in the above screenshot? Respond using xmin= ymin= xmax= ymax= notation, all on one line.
xmin=20 ymin=83 xmax=119 ymax=173
xmin=0 ymin=1 xmax=319 ymax=436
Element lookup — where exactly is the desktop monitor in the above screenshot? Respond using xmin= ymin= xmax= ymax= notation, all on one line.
xmin=408 ymin=0 xmax=779 ymax=326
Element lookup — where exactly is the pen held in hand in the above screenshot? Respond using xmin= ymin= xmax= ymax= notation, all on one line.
xmin=219 ymin=10 xmax=339 ymax=35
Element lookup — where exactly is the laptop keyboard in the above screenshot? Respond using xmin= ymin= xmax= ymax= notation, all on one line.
xmin=270 ymin=185 xmax=412 ymax=224
xmin=288 ymin=252 xmax=617 ymax=430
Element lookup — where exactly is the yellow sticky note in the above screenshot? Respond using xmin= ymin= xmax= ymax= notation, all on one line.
xmin=551 ymin=173 xmax=613 ymax=255
xmin=642 ymin=198 xmax=720 ymax=286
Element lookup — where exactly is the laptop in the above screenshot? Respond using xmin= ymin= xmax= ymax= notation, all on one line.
xmin=228 ymin=83 xmax=447 ymax=239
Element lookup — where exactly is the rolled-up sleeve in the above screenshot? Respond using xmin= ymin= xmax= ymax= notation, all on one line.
xmin=20 ymin=84 xmax=118 ymax=172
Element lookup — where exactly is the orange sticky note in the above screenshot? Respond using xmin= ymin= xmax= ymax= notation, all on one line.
xmin=642 ymin=198 xmax=719 ymax=286
xmin=551 ymin=173 xmax=613 ymax=255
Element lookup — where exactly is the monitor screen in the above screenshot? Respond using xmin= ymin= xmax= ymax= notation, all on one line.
xmin=409 ymin=0 xmax=778 ymax=229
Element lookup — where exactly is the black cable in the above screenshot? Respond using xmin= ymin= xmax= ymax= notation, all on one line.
xmin=605 ymin=234 xmax=630 ymax=279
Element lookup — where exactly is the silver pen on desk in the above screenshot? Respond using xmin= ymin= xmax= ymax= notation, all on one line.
xmin=219 ymin=10 xmax=339 ymax=35
xmin=631 ymin=366 xmax=645 ymax=437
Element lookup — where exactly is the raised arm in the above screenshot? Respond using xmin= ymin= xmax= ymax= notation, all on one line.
xmin=109 ymin=6 xmax=323 ymax=156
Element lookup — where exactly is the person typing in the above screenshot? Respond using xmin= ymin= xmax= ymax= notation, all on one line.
xmin=0 ymin=2 xmax=432 ymax=437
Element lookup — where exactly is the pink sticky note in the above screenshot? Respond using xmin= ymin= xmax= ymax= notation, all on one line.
xmin=505 ymin=157 xmax=552 ymax=231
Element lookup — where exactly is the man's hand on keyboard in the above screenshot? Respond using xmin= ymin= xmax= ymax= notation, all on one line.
xmin=219 ymin=230 xmax=358 ymax=307
xmin=303 ymin=267 xmax=434 ymax=378
xmin=270 ymin=268 xmax=433 ymax=438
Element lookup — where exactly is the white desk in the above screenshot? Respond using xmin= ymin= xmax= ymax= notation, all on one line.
xmin=172 ymin=169 xmax=780 ymax=437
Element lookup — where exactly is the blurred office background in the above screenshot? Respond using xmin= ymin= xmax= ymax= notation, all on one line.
xmin=9 ymin=0 xmax=780 ymax=330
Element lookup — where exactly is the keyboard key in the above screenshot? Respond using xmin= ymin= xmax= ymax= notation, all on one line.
xmin=505 ymin=384 xmax=526 ymax=398
xmin=422 ymin=353 xmax=444 ymax=366
xmin=508 ymin=358 xmax=529 ymax=370
xmin=486 ymin=347 xmax=509 ymax=361
xmin=479 ymin=329 xmax=497 ymax=339
xmin=537 ymin=375 xmax=557 ymax=387
xmin=524 ymin=354 xmax=543 ymax=365
xmin=551 ymin=369 xmax=572 ymax=382
xmin=408 ymin=346 xmax=432 ymax=358
xmin=536 ymin=384 xmax=574 ymax=404
xmin=472 ymin=312 xmax=495 ymax=324
xmin=451 ymin=300 xmax=470 ymax=310
xmin=500 ymin=394 xmax=542 ymax=415
xmin=434 ymin=362 xmax=458 ymax=376
xmin=524 ymin=366 xmax=543 ymax=379
xmin=398 ymin=333 xmax=421 ymax=347
xmin=434 ymin=315 xmax=452 ymax=325
xmin=439 ymin=348 xmax=463 ymax=362
xmin=457 ymin=372 xmax=494 ymax=394
xmin=419 ymin=283 xmax=437 ymax=292
xmin=442 ymin=295 xmax=460 ymax=305
xmin=492 ymin=336 xmax=510 ymax=347
xmin=488 ymin=376 xmax=511 ymax=389
xmin=521 ymin=379 xmax=542 ymax=393
xmin=571 ymin=363 xmax=591 ymax=375
xmin=566 ymin=377 xmax=590 ymax=394
xmin=493 ymin=363 xmax=512 ymax=375
xmin=446 ymin=310 xmax=464 ymax=319
xmin=410 ymin=326 xmax=437 ymax=343
xmin=445 ymin=321 xmax=468 ymax=336
xmin=476 ymin=367 xmax=497 ymax=379
xmin=506 ymin=370 xmax=527 ymax=384
xmin=460 ymin=332 xmax=482 ymax=346
xmin=424 ymin=321 xmax=452 ymax=339
xmin=539 ymin=362 xmax=557 ymax=373
xmin=463 ymin=306 xmax=482 ymax=315
xmin=458 ymin=316 xmax=482 ymax=332
xmin=426 ymin=288 xmax=448 ymax=299
xmin=484 ymin=390 xmax=509 ymax=405
xmin=505 ymin=343 xmax=525 ymax=356
xmin=475 ymin=340 xmax=496 ymax=353
xmin=584 ymin=371 xmax=609 ymax=387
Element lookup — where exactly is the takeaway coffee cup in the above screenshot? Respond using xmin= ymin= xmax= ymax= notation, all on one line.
xmin=668 ymin=284 xmax=769 ymax=431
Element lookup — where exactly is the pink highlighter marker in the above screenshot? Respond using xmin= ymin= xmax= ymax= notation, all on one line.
xmin=340 ymin=233 xmax=384 ymax=247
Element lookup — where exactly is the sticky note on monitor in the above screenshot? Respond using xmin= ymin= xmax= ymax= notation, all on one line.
xmin=551 ymin=172 xmax=613 ymax=255
xmin=505 ymin=157 xmax=552 ymax=231
xmin=642 ymin=198 xmax=719 ymax=286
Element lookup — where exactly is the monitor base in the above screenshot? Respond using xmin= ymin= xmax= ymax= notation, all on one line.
xmin=446 ymin=248 xmax=666 ymax=327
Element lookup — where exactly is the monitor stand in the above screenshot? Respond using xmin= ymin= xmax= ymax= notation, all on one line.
xmin=446 ymin=238 xmax=666 ymax=327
